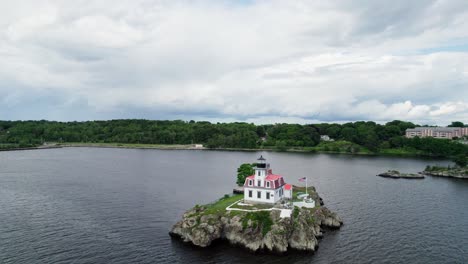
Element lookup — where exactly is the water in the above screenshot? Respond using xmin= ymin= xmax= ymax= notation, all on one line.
xmin=0 ymin=148 xmax=467 ymax=263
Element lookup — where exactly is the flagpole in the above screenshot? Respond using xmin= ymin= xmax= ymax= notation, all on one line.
xmin=305 ymin=177 xmax=308 ymax=196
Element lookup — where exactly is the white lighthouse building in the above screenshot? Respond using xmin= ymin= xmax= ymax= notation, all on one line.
xmin=243 ymin=156 xmax=292 ymax=204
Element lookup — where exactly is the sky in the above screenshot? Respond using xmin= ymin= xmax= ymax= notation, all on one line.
xmin=1 ymin=0 xmax=468 ymax=125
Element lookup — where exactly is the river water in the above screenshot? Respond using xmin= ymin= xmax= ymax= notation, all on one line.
xmin=0 ymin=147 xmax=467 ymax=263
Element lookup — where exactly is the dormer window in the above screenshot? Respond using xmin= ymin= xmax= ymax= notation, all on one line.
xmin=266 ymin=182 xmax=270 ymax=188
xmin=258 ymin=171 xmax=261 ymax=176
xmin=258 ymin=180 xmax=261 ymax=187
xmin=249 ymin=180 xmax=253 ymax=186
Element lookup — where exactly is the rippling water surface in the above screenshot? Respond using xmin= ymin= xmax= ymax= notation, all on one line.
xmin=0 ymin=148 xmax=467 ymax=263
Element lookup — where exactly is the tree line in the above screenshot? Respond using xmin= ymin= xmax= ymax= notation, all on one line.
xmin=0 ymin=119 xmax=466 ymax=158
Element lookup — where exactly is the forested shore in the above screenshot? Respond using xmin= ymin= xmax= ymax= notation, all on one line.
xmin=0 ymin=119 xmax=467 ymax=158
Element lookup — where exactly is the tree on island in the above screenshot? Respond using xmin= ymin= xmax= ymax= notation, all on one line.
xmin=453 ymin=154 xmax=468 ymax=167
xmin=236 ymin=163 xmax=255 ymax=186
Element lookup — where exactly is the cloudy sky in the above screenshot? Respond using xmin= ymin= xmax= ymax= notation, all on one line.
xmin=1 ymin=0 xmax=468 ymax=125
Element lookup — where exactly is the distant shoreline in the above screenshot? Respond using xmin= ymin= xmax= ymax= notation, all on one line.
xmin=59 ymin=143 xmax=204 ymax=150
xmin=0 ymin=145 xmax=63 ymax=152
xmin=0 ymin=142 xmax=451 ymax=160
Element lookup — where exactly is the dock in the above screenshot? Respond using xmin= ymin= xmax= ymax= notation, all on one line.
xmin=233 ymin=186 xmax=244 ymax=194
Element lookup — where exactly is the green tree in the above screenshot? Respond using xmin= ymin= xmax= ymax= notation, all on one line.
xmin=340 ymin=127 xmax=356 ymax=142
xmin=236 ymin=163 xmax=255 ymax=186
xmin=448 ymin=121 xmax=465 ymax=127
xmin=453 ymin=154 xmax=467 ymax=167
xmin=256 ymin=126 xmax=266 ymax=137
xmin=1 ymin=119 xmax=467 ymax=159
xmin=275 ymin=140 xmax=287 ymax=151
xmin=325 ymin=125 xmax=341 ymax=139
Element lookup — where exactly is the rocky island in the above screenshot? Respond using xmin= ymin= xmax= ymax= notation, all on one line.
xmin=422 ymin=165 xmax=468 ymax=179
xmin=170 ymin=156 xmax=342 ymax=253
xmin=377 ymin=170 xmax=425 ymax=179
xmin=169 ymin=186 xmax=342 ymax=253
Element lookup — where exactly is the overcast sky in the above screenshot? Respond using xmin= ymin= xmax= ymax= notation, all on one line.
xmin=1 ymin=0 xmax=468 ymax=125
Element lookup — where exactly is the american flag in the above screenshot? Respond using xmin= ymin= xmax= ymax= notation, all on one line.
xmin=298 ymin=177 xmax=306 ymax=182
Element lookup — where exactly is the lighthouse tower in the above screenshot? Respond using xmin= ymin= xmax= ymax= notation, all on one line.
xmin=254 ymin=155 xmax=269 ymax=187
xmin=243 ymin=155 xmax=290 ymax=204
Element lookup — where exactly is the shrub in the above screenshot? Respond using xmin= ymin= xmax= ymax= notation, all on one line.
xmin=293 ymin=207 xmax=300 ymax=218
xmin=242 ymin=211 xmax=273 ymax=236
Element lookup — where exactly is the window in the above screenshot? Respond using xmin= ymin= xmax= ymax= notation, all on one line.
xmin=248 ymin=190 xmax=252 ymax=198
xmin=257 ymin=191 xmax=261 ymax=199
xmin=258 ymin=180 xmax=261 ymax=187
xmin=266 ymin=192 xmax=270 ymax=200
xmin=258 ymin=170 xmax=261 ymax=176
xmin=249 ymin=180 xmax=252 ymax=186
xmin=266 ymin=182 xmax=270 ymax=188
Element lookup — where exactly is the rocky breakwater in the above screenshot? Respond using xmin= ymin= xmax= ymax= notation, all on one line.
xmin=377 ymin=170 xmax=424 ymax=179
xmin=169 ymin=188 xmax=342 ymax=253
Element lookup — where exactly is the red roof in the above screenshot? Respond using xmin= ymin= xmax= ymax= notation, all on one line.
xmin=284 ymin=184 xmax=292 ymax=190
xmin=243 ymin=172 xmax=287 ymax=189
xmin=265 ymin=174 xmax=282 ymax=181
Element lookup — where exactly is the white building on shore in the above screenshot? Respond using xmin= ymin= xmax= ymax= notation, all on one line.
xmin=243 ymin=156 xmax=292 ymax=204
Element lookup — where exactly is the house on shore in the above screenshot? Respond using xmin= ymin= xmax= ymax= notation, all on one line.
xmin=243 ymin=156 xmax=292 ymax=204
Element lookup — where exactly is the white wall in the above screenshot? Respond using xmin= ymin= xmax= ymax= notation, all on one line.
xmin=254 ymin=168 xmax=266 ymax=187
xmin=244 ymin=187 xmax=280 ymax=204
xmin=293 ymin=200 xmax=315 ymax=208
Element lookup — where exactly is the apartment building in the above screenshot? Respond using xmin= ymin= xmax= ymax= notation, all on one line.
xmin=405 ymin=127 xmax=468 ymax=139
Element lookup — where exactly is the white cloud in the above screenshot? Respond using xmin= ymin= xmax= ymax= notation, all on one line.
xmin=0 ymin=0 xmax=467 ymax=124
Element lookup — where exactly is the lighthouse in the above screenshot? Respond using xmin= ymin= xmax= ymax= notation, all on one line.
xmin=243 ymin=155 xmax=291 ymax=204
xmin=254 ymin=155 xmax=269 ymax=187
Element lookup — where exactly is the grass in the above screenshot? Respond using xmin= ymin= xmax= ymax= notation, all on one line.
xmin=241 ymin=211 xmax=273 ymax=236
xmin=59 ymin=142 xmax=198 ymax=149
xmin=0 ymin=144 xmax=20 ymax=150
xmin=292 ymin=207 xmax=300 ymax=218
xmin=425 ymin=165 xmax=452 ymax=172
xmin=201 ymin=194 xmax=243 ymax=215
xmin=378 ymin=147 xmax=425 ymax=156
xmin=230 ymin=202 xmax=273 ymax=210
xmin=292 ymin=186 xmax=313 ymax=202
xmin=292 ymin=186 xmax=321 ymax=209
xmin=296 ymin=140 xmax=373 ymax=155
xmin=34 ymin=141 xmax=450 ymax=159
xmin=65 ymin=141 xmax=376 ymax=155
xmin=193 ymin=194 xmax=274 ymax=236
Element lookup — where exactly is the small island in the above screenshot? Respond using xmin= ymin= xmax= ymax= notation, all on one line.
xmin=377 ymin=170 xmax=425 ymax=179
xmin=170 ymin=156 xmax=342 ymax=253
xmin=422 ymin=165 xmax=468 ymax=179
xmin=377 ymin=155 xmax=468 ymax=180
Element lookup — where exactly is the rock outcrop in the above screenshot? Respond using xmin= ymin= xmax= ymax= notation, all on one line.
xmin=422 ymin=169 xmax=468 ymax=179
xmin=377 ymin=170 xmax=424 ymax=179
xmin=169 ymin=189 xmax=342 ymax=253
